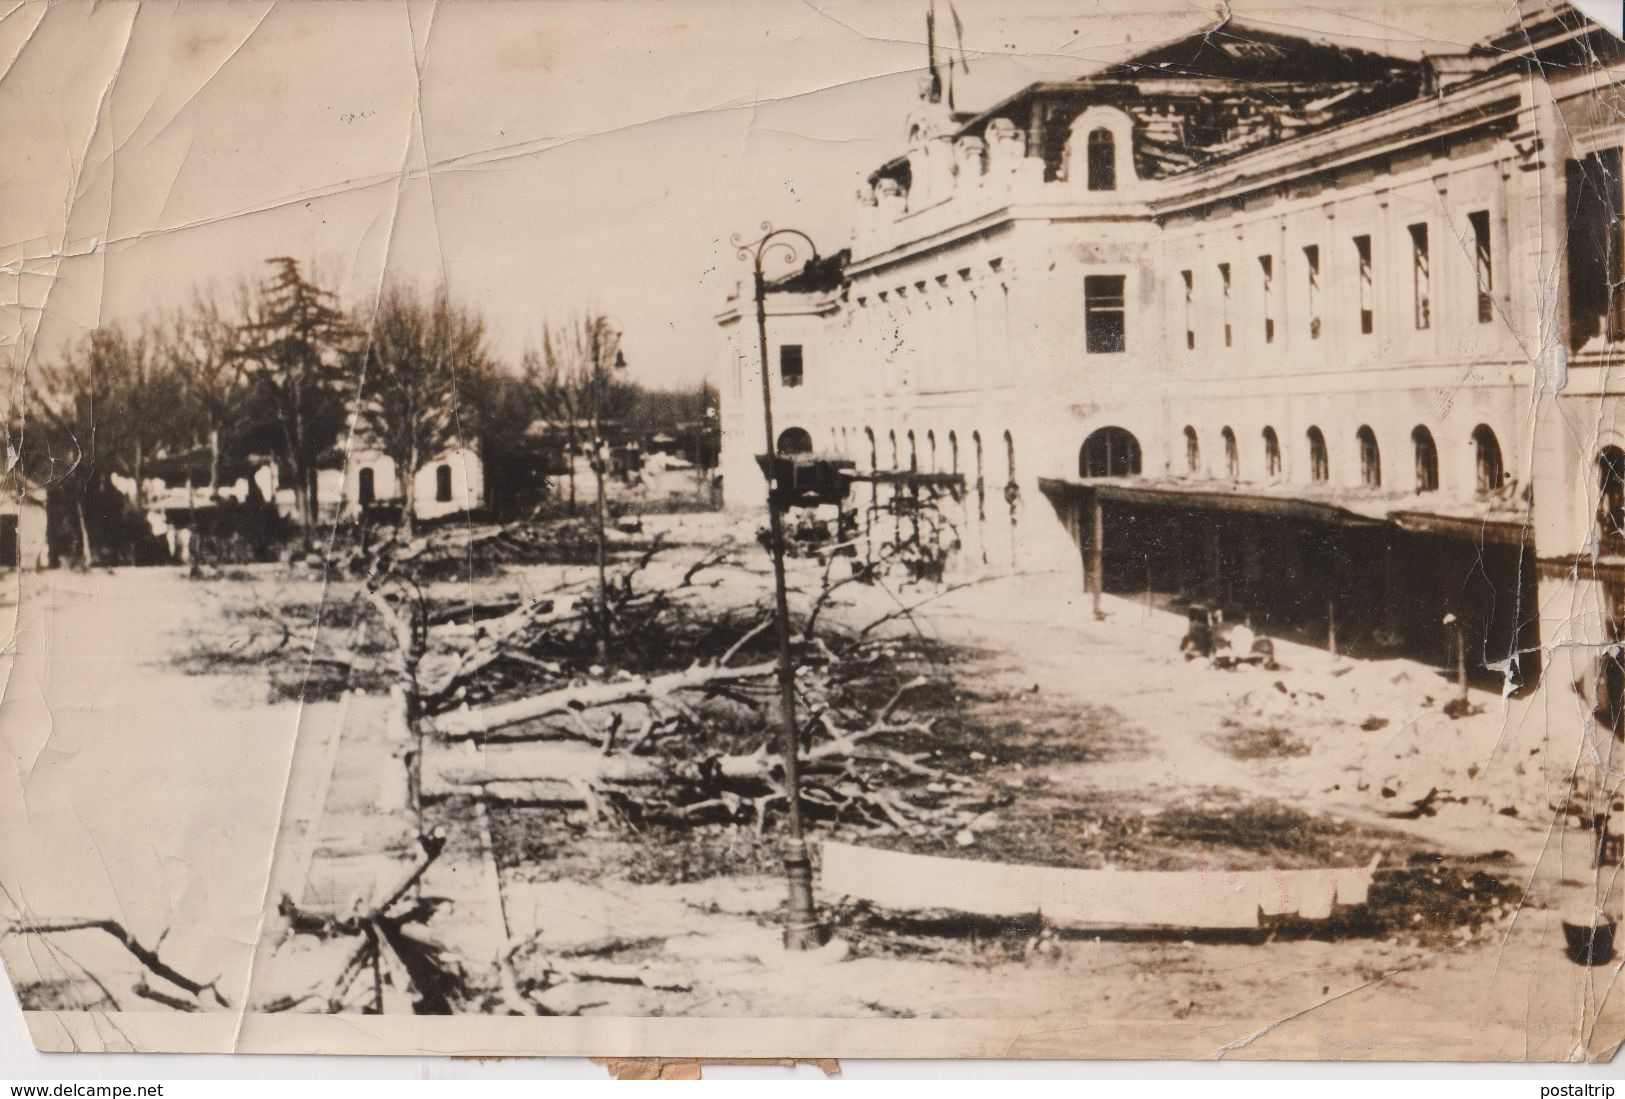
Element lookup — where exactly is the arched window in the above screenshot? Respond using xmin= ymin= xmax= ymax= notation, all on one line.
xmin=1600 ymin=446 xmax=1625 ymax=553
xmin=1357 ymin=426 xmax=1381 ymax=488
xmin=435 ymin=463 xmax=453 ymax=503
xmin=926 ymin=430 xmax=937 ymax=472
xmin=1262 ymin=427 xmax=1282 ymax=478
xmin=776 ymin=427 xmax=813 ymax=455
xmin=907 ymin=429 xmax=918 ymax=471
xmin=358 ymin=467 xmax=376 ymax=506
xmin=1472 ymin=425 xmax=1503 ymax=494
xmin=948 ymin=431 xmax=960 ymax=474
xmin=1307 ymin=427 xmax=1329 ymax=483
xmin=1184 ymin=426 xmax=1200 ymax=475
xmin=1086 ymin=128 xmax=1116 ymax=191
xmin=1080 ymin=427 xmax=1142 ymax=478
xmin=864 ymin=427 xmax=877 ymax=470
xmin=1221 ymin=427 xmax=1239 ymax=480
xmin=1412 ymin=426 xmax=1439 ymax=493
xmin=888 ymin=430 xmax=898 ymax=469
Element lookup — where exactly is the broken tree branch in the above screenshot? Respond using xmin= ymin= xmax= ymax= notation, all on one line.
xmin=4 ymin=918 xmax=230 ymax=1009
xmin=430 ymin=659 xmax=779 ymax=740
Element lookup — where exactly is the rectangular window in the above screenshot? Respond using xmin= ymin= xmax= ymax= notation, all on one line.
xmin=779 ymin=343 xmax=804 ymax=387
xmin=1409 ymin=223 xmax=1431 ymax=330
xmin=1355 ymin=234 xmax=1374 ymax=335
xmin=1218 ymin=262 xmax=1233 ymax=347
xmin=1469 ymin=210 xmax=1494 ymax=324
xmin=1259 ymin=254 xmax=1275 ymax=344
xmin=1304 ymin=244 xmax=1321 ymax=339
xmin=1084 ymin=274 xmax=1126 ymax=354
xmin=1181 ymin=269 xmax=1195 ymax=350
xmin=1566 ymin=150 xmax=1625 ymax=348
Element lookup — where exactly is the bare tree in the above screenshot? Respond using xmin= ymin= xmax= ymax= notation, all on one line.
xmin=352 ymin=282 xmax=489 ymax=538
xmin=232 ymin=257 xmax=351 ymax=546
xmin=162 ymin=289 xmax=245 ymax=500
xmin=522 ymin=313 xmax=632 ymax=662
xmin=31 ymin=324 xmax=176 ymax=566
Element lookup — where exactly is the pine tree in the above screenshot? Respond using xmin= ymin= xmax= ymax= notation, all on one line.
xmin=233 ymin=258 xmax=351 ymax=546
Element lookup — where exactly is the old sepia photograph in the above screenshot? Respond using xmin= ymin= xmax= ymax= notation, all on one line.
xmin=1 ymin=0 xmax=1624 ymax=1067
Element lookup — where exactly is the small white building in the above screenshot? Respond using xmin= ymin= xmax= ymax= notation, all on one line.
xmin=0 ymin=479 xmax=48 ymax=570
xmin=339 ymin=446 xmax=485 ymax=521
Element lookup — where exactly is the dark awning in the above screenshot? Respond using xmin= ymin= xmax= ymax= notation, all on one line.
xmin=1387 ymin=509 xmax=1529 ymax=547
xmin=1039 ymin=476 xmax=1530 ymax=544
xmin=1038 ymin=477 xmax=1386 ymax=529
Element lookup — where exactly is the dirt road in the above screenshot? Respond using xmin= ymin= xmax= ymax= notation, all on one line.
xmin=0 ymin=568 xmax=341 ymax=1013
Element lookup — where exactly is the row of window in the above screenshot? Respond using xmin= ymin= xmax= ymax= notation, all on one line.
xmin=785 ymin=423 xmax=1022 ymax=502
xmin=1081 ymin=212 xmax=1496 ymax=356
xmin=1164 ymin=422 xmax=1507 ymax=495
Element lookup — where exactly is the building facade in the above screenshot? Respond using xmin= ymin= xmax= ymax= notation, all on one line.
xmin=718 ymin=3 xmax=1625 ymax=724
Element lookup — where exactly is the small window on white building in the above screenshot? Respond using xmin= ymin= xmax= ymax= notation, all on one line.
xmin=1473 ymin=425 xmax=1504 ymax=495
xmin=1413 ymin=426 xmax=1439 ymax=493
xmin=1086 ymin=129 xmax=1116 ymax=192
xmin=1357 ymin=426 xmax=1381 ymax=488
xmin=1218 ymin=263 xmax=1233 ymax=347
xmin=1355 ymin=234 xmax=1374 ymax=335
xmin=435 ymin=464 xmax=453 ymax=503
xmin=1259 ymin=255 xmax=1275 ymax=344
xmin=1184 ymin=426 xmax=1200 ymax=474
xmin=1600 ymin=447 xmax=1625 ymax=553
xmin=779 ymin=344 xmax=804 ymax=388
xmin=1409 ymin=223 xmax=1431 ymax=330
xmin=1304 ymin=245 xmax=1322 ymax=340
xmin=1181 ymin=269 xmax=1195 ymax=350
xmin=1307 ymin=426 xmax=1329 ymax=482
xmin=1084 ymin=275 xmax=1126 ymax=354
xmin=1469 ymin=210 xmax=1494 ymax=324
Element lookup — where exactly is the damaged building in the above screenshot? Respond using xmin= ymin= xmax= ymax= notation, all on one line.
xmin=715 ymin=2 xmax=1625 ymax=722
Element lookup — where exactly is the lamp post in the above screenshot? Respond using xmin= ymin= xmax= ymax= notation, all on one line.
xmin=731 ymin=222 xmax=824 ymax=950
xmin=590 ymin=327 xmax=628 ymax=668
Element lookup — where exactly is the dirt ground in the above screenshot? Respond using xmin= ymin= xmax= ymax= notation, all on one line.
xmin=4 ymin=510 xmax=1623 ymax=1059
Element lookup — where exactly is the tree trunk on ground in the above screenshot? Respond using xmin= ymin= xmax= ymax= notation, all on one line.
xmin=429 ymin=658 xmax=778 ymax=739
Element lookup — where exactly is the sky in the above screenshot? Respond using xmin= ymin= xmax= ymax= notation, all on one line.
xmin=0 ymin=0 xmax=1607 ymax=392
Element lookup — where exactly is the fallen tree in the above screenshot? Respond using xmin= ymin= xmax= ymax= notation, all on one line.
xmin=430 ymin=659 xmax=779 ymax=740
xmin=335 ymin=508 xmax=990 ymax=840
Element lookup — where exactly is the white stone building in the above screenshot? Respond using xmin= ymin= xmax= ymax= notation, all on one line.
xmin=338 ymin=446 xmax=485 ymax=522
xmin=717 ymin=3 xmax=1625 ymax=724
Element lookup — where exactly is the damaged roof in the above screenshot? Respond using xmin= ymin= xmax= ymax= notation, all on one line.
xmin=764 ymin=249 xmax=850 ymax=294
xmin=1117 ymin=20 xmax=1418 ymax=84
xmin=951 ymin=20 xmax=1422 ymax=181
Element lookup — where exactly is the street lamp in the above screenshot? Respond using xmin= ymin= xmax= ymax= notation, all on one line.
xmin=591 ymin=321 xmax=629 ymax=667
xmin=731 ymin=221 xmax=824 ymax=950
